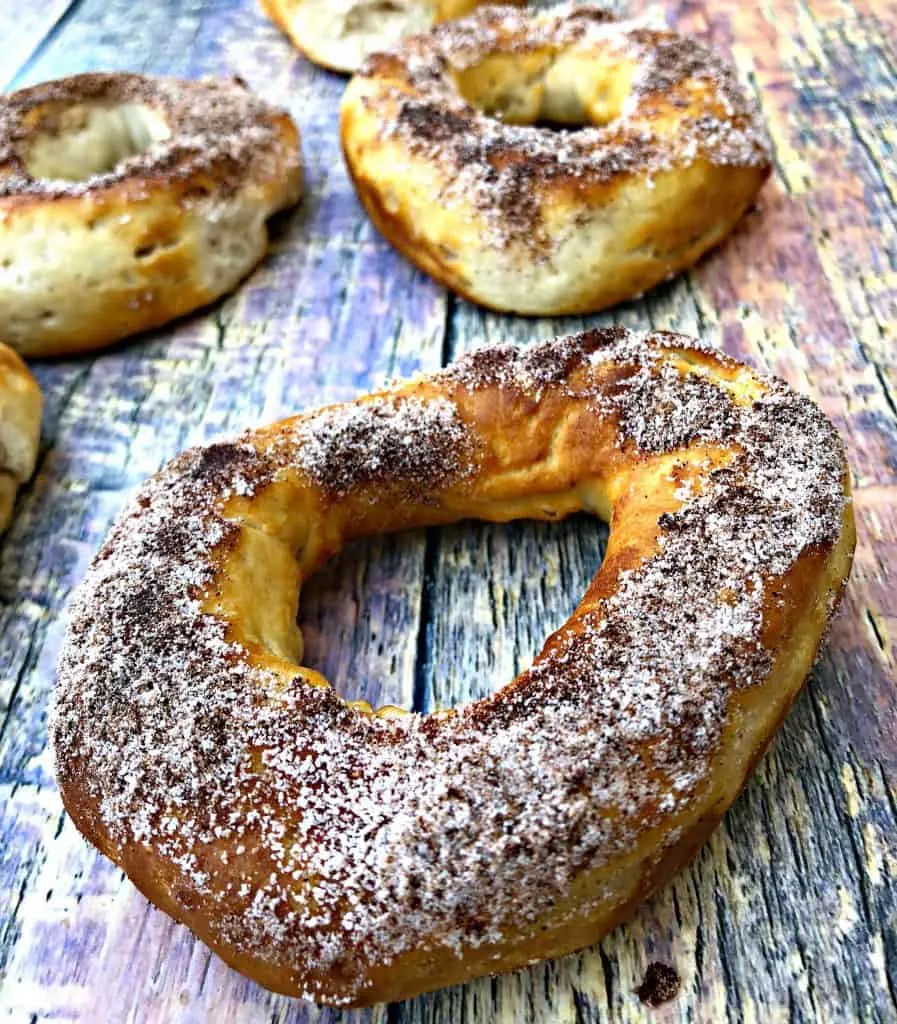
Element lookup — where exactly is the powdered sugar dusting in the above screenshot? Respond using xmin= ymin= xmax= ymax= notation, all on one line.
xmin=0 ymin=72 xmax=297 ymax=199
xmin=358 ymin=4 xmax=770 ymax=249
xmin=51 ymin=329 xmax=849 ymax=1005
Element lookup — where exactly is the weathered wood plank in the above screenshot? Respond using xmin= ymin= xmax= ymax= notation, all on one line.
xmin=0 ymin=0 xmax=895 ymax=1021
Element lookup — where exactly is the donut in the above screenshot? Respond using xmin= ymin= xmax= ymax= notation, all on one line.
xmin=260 ymin=0 xmax=525 ymax=74
xmin=0 ymin=73 xmax=302 ymax=358
xmin=341 ymin=6 xmax=772 ymax=315
xmin=0 ymin=343 xmax=40 ymax=532
xmin=52 ymin=328 xmax=854 ymax=1006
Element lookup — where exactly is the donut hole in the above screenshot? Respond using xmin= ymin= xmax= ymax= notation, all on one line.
xmin=343 ymin=0 xmax=424 ymax=36
xmin=297 ymin=516 xmax=606 ymax=711
xmin=288 ymin=0 xmax=431 ymax=70
xmin=454 ymin=51 xmax=635 ymax=130
xmin=24 ymin=102 xmax=171 ymax=182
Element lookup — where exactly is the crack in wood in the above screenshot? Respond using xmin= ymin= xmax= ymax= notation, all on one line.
xmin=411 ymin=528 xmax=439 ymax=714
xmin=865 ymin=608 xmax=888 ymax=653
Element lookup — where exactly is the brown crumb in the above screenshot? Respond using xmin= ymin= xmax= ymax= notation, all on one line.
xmin=637 ymin=961 xmax=681 ymax=1006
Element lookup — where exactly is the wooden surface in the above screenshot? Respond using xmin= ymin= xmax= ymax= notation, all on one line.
xmin=0 ymin=0 xmax=895 ymax=1021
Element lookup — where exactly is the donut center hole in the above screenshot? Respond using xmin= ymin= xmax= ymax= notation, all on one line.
xmin=298 ymin=515 xmax=607 ymax=713
xmin=343 ymin=0 xmax=425 ymax=35
xmin=24 ymin=102 xmax=171 ymax=182
xmin=454 ymin=54 xmax=633 ymax=129
xmin=299 ymin=0 xmax=428 ymax=62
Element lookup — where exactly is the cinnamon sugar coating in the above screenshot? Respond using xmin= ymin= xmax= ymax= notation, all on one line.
xmin=0 ymin=72 xmax=295 ymax=199
xmin=0 ymin=72 xmax=301 ymax=357
xmin=355 ymin=5 xmax=771 ymax=247
xmin=341 ymin=6 xmax=772 ymax=315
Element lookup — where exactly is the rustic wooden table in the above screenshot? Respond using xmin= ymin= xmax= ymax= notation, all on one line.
xmin=1 ymin=0 xmax=895 ymax=1021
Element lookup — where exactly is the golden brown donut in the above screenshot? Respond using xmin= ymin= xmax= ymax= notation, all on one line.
xmin=260 ymin=0 xmax=525 ymax=74
xmin=0 ymin=342 xmax=40 ymax=531
xmin=341 ymin=5 xmax=772 ymax=315
xmin=52 ymin=328 xmax=854 ymax=1006
xmin=0 ymin=73 xmax=302 ymax=358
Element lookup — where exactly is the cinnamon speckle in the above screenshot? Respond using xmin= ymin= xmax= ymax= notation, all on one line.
xmin=293 ymin=395 xmax=472 ymax=497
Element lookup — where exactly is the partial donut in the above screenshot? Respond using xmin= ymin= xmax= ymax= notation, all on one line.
xmin=261 ymin=0 xmax=525 ymax=74
xmin=0 ymin=73 xmax=302 ymax=357
xmin=52 ymin=329 xmax=854 ymax=1006
xmin=0 ymin=343 xmax=40 ymax=532
xmin=341 ymin=5 xmax=772 ymax=315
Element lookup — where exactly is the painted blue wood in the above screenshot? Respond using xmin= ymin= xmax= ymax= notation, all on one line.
xmin=0 ymin=0 xmax=80 ymax=89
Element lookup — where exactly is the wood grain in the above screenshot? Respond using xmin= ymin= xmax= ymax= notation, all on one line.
xmin=0 ymin=0 xmax=894 ymax=1021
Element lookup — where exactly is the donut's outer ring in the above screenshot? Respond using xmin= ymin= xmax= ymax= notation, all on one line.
xmin=260 ymin=0 xmax=526 ymax=75
xmin=340 ymin=6 xmax=772 ymax=315
xmin=0 ymin=342 xmax=40 ymax=531
xmin=0 ymin=73 xmax=302 ymax=357
xmin=52 ymin=329 xmax=854 ymax=1006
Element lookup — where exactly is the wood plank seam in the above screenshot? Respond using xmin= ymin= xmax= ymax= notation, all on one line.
xmin=3 ymin=0 xmax=86 ymax=91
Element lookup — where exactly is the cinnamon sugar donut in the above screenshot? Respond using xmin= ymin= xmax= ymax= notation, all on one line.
xmin=261 ymin=0 xmax=524 ymax=74
xmin=341 ymin=5 xmax=772 ymax=315
xmin=0 ymin=343 xmax=40 ymax=532
xmin=52 ymin=329 xmax=854 ymax=1006
xmin=0 ymin=73 xmax=302 ymax=357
